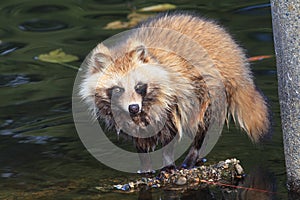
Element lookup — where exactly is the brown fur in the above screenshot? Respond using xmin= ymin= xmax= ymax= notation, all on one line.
xmin=134 ymin=13 xmax=270 ymax=141
xmin=80 ymin=12 xmax=270 ymax=170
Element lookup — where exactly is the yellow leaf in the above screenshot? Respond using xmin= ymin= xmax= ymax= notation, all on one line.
xmin=103 ymin=13 xmax=153 ymax=30
xmin=138 ymin=3 xmax=177 ymax=12
xmin=127 ymin=12 xmax=153 ymax=27
xmin=37 ymin=49 xmax=79 ymax=63
xmin=103 ymin=20 xmax=130 ymax=29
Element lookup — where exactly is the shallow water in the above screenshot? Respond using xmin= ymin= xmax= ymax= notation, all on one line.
xmin=0 ymin=0 xmax=289 ymax=199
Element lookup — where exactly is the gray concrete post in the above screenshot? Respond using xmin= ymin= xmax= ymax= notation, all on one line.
xmin=270 ymin=0 xmax=300 ymax=193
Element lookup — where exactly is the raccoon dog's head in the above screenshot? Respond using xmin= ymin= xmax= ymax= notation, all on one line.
xmin=80 ymin=42 xmax=176 ymax=138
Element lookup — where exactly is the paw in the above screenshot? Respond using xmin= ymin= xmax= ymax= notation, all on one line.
xmin=161 ymin=164 xmax=176 ymax=173
xmin=179 ymin=163 xmax=189 ymax=169
xmin=195 ymin=158 xmax=207 ymax=166
xmin=181 ymin=158 xmax=207 ymax=169
xmin=180 ymin=161 xmax=197 ymax=169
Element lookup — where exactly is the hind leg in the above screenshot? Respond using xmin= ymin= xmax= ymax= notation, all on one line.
xmin=181 ymin=147 xmax=200 ymax=169
xmin=181 ymin=129 xmax=206 ymax=169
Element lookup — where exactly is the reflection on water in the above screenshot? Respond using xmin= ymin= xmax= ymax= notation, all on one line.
xmin=234 ymin=3 xmax=271 ymax=15
xmin=26 ymin=5 xmax=68 ymax=13
xmin=0 ymin=74 xmax=43 ymax=87
xmin=19 ymin=19 xmax=69 ymax=32
xmin=0 ymin=0 xmax=287 ymax=199
xmin=0 ymin=42 xmax=26 ymax=56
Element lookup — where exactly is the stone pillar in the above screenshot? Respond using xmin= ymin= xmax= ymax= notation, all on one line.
xmin=270 ymin=0 xmax=300 ymax=193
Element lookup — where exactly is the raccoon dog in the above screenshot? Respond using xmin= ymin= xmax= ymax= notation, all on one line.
xmin=80 ymin=12 xmax=270 ymax=172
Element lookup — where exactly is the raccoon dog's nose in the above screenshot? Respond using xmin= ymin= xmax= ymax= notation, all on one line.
xmin=128 ymin=104 xmax=140 ymax=114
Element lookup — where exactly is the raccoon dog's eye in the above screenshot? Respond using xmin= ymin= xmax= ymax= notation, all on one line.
xmin=108 ymin=86 xmax=124 ymax=97
xmin=135 ymin=83 xmax=147 ymax=96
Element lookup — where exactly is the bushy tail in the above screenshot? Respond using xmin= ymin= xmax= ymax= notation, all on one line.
xmin=229 ymin=84 xmax=270 ymax=142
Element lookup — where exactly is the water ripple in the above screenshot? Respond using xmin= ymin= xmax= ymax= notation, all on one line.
xmin=0 ymin=42 xmax=26 ymax=56
xmin=1 ymin=3 xmax=68 ymax=16
xmin=26 ymin=4 xmax=68 ymax=13
xmin=235 ymin=3 xmax=271 ymax=15
xmin=0 ymin=74 xmax=42 ymax=87
xmin=18 ymin=19 xmax=68 ymax=32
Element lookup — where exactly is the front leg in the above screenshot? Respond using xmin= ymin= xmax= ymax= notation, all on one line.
xmin=137 ymin=152 xmax=154 ymax=174
xmin=161 ymin=140 xmax=176 ymax=172
xmin=135 ymin=141 xmax=154 ymax=174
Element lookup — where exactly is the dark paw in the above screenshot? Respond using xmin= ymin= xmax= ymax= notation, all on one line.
xmin=179 ymin=163 xmax=189 ymax=169
xmin=181 ymin=158 xmax=207 ymax=169
xmin=180 ymin=161 xmax=196 ymax=169
xmin=195 ymin=158 xmax=207 ymax=166
xmin=160 ymin=164 xmax=176 ymax=173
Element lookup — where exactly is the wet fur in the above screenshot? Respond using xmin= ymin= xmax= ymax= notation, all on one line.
xmin=80 ymin=12 xmax=270 ymax=170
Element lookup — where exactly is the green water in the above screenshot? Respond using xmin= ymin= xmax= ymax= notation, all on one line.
xmin=0 ymin=0 xmax=288 ymax=199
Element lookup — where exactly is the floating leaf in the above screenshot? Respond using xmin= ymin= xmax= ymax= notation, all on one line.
xmin=138 ymin=3 xmax=177 ymax=12
xmin=103 ymin=20 xmax=131 ymax=30
xmin=103 ymin=3 xmax=176 ymax=29
xmin=104 ymin=13 xmax=153 ymax=30
xmin=248 ymin=55 xmax=273 ymax=62
xmin=127 ymin=12 xmax=153 ymax=24
xmin=37 ymin=49 xmax=79 ymax=63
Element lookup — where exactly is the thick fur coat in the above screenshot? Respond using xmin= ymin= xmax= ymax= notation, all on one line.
xmin=80 ymin=12 xmax=270 ymax=171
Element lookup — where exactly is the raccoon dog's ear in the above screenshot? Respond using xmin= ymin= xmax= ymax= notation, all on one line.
xmin=89 ymin=43 xmax=113 ymax=74
xmin=129 ymin=45 xmax=149 ymax=63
